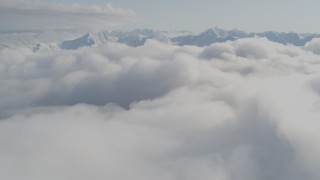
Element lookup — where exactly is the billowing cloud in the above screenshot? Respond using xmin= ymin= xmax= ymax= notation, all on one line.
xmin=304 ymin=38 xmax=320 ymax=55
xmin=0 ymin=0 xmax=139 ymax=30
xmin=1 ymin=38 xmax=320 ymax=179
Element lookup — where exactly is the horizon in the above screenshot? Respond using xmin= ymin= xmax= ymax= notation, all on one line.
xmin=1 ymin=26 xmax=320 ymax=35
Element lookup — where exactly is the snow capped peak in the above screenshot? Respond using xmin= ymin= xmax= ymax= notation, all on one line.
xmin=3 ymin=28 xmax=320 ymax=53
xmin=200 ymin=28 xmax=219 ymax=37
xmin=59 ymin=33 xmax=95 ymax=50
xmin=132 ymin=29 xmax=156 ymax=37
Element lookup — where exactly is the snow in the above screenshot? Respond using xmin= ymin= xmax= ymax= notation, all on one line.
xmin=1 ymin=28 xmax=320 ymax=53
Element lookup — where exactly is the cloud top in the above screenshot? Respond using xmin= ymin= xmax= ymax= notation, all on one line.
xmin=1 ymin=38 xmax=320 ymax=179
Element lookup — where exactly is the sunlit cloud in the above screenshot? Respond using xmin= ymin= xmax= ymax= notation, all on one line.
xmin=1 ymin=37 xmax=320 ymax=180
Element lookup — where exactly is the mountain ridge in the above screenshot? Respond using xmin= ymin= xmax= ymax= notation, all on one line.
xmin=54 ymin=28 xmax=320 ymax=50
xmin=1 ymin=28 xmax=319 ymax=53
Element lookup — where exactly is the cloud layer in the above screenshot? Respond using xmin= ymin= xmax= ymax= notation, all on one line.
xmin=0 ymin=0 xmax=139 ymax=29
xmin=1 ymin=38 xmax=320 ymax=179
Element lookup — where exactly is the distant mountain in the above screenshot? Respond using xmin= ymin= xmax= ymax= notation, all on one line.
xmin=33 ymin=29 xmax=195 ymax=52
xmin=172 ymin=27 xmax=320 ymax=47
xmin=1 ymin=28 xmax=319 ymax=53
xmin=171 ymin=27 xmax=249 ymax=46
xmin=55 ymin=28 xmax=320 ymax=50
xmin=256 ymin=31 xmax=317 ymax=46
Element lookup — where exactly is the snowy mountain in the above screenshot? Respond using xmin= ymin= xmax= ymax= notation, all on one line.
xmin=172 ymin=27 xmax=250 ymax=46
xmin=172 ymin=27 xmax=320 ymax=47
xmin=256 ymin=31 xmax=317 ymax=46
xmin=32 ymin=29 xmax=195 ymax=52
xmin=1 ymin=28 xmax=320 ymax=53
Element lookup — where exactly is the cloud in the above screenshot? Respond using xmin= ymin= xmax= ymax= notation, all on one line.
xmin=1 ymin=38 xmax=320 ymax=179
xmin=0 ymin=0 xmax=139 ymax=30
xmin=304 ymin=38 xmax=320 ymax=55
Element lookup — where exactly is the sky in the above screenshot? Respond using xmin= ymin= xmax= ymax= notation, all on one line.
xmin=47 ymin=0 xmax=318 ymax=33
xmin=0 ymin=0 xmax=319 ymax=32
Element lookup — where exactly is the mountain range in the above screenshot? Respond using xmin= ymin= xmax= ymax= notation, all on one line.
xmin=1 ymin=27 xmax=319 ymax=53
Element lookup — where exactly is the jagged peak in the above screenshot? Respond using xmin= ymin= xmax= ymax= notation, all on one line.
xmin=201 ymin=28 xmax=218 ymax=35
xmin=27 ymin=28 xmax=320 ymax=53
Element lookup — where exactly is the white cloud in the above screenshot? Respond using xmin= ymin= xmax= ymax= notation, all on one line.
xmin=304 ymin=38 xmax=320 ymax=55
xmin=0 ymin=0 xmax=139 ymax=30
xmin=1 ymin=38 xmax=320 ymax=179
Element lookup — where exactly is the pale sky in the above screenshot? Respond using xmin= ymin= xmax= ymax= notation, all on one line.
xmin=2 ymin=0 xmax=319 ymax=32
